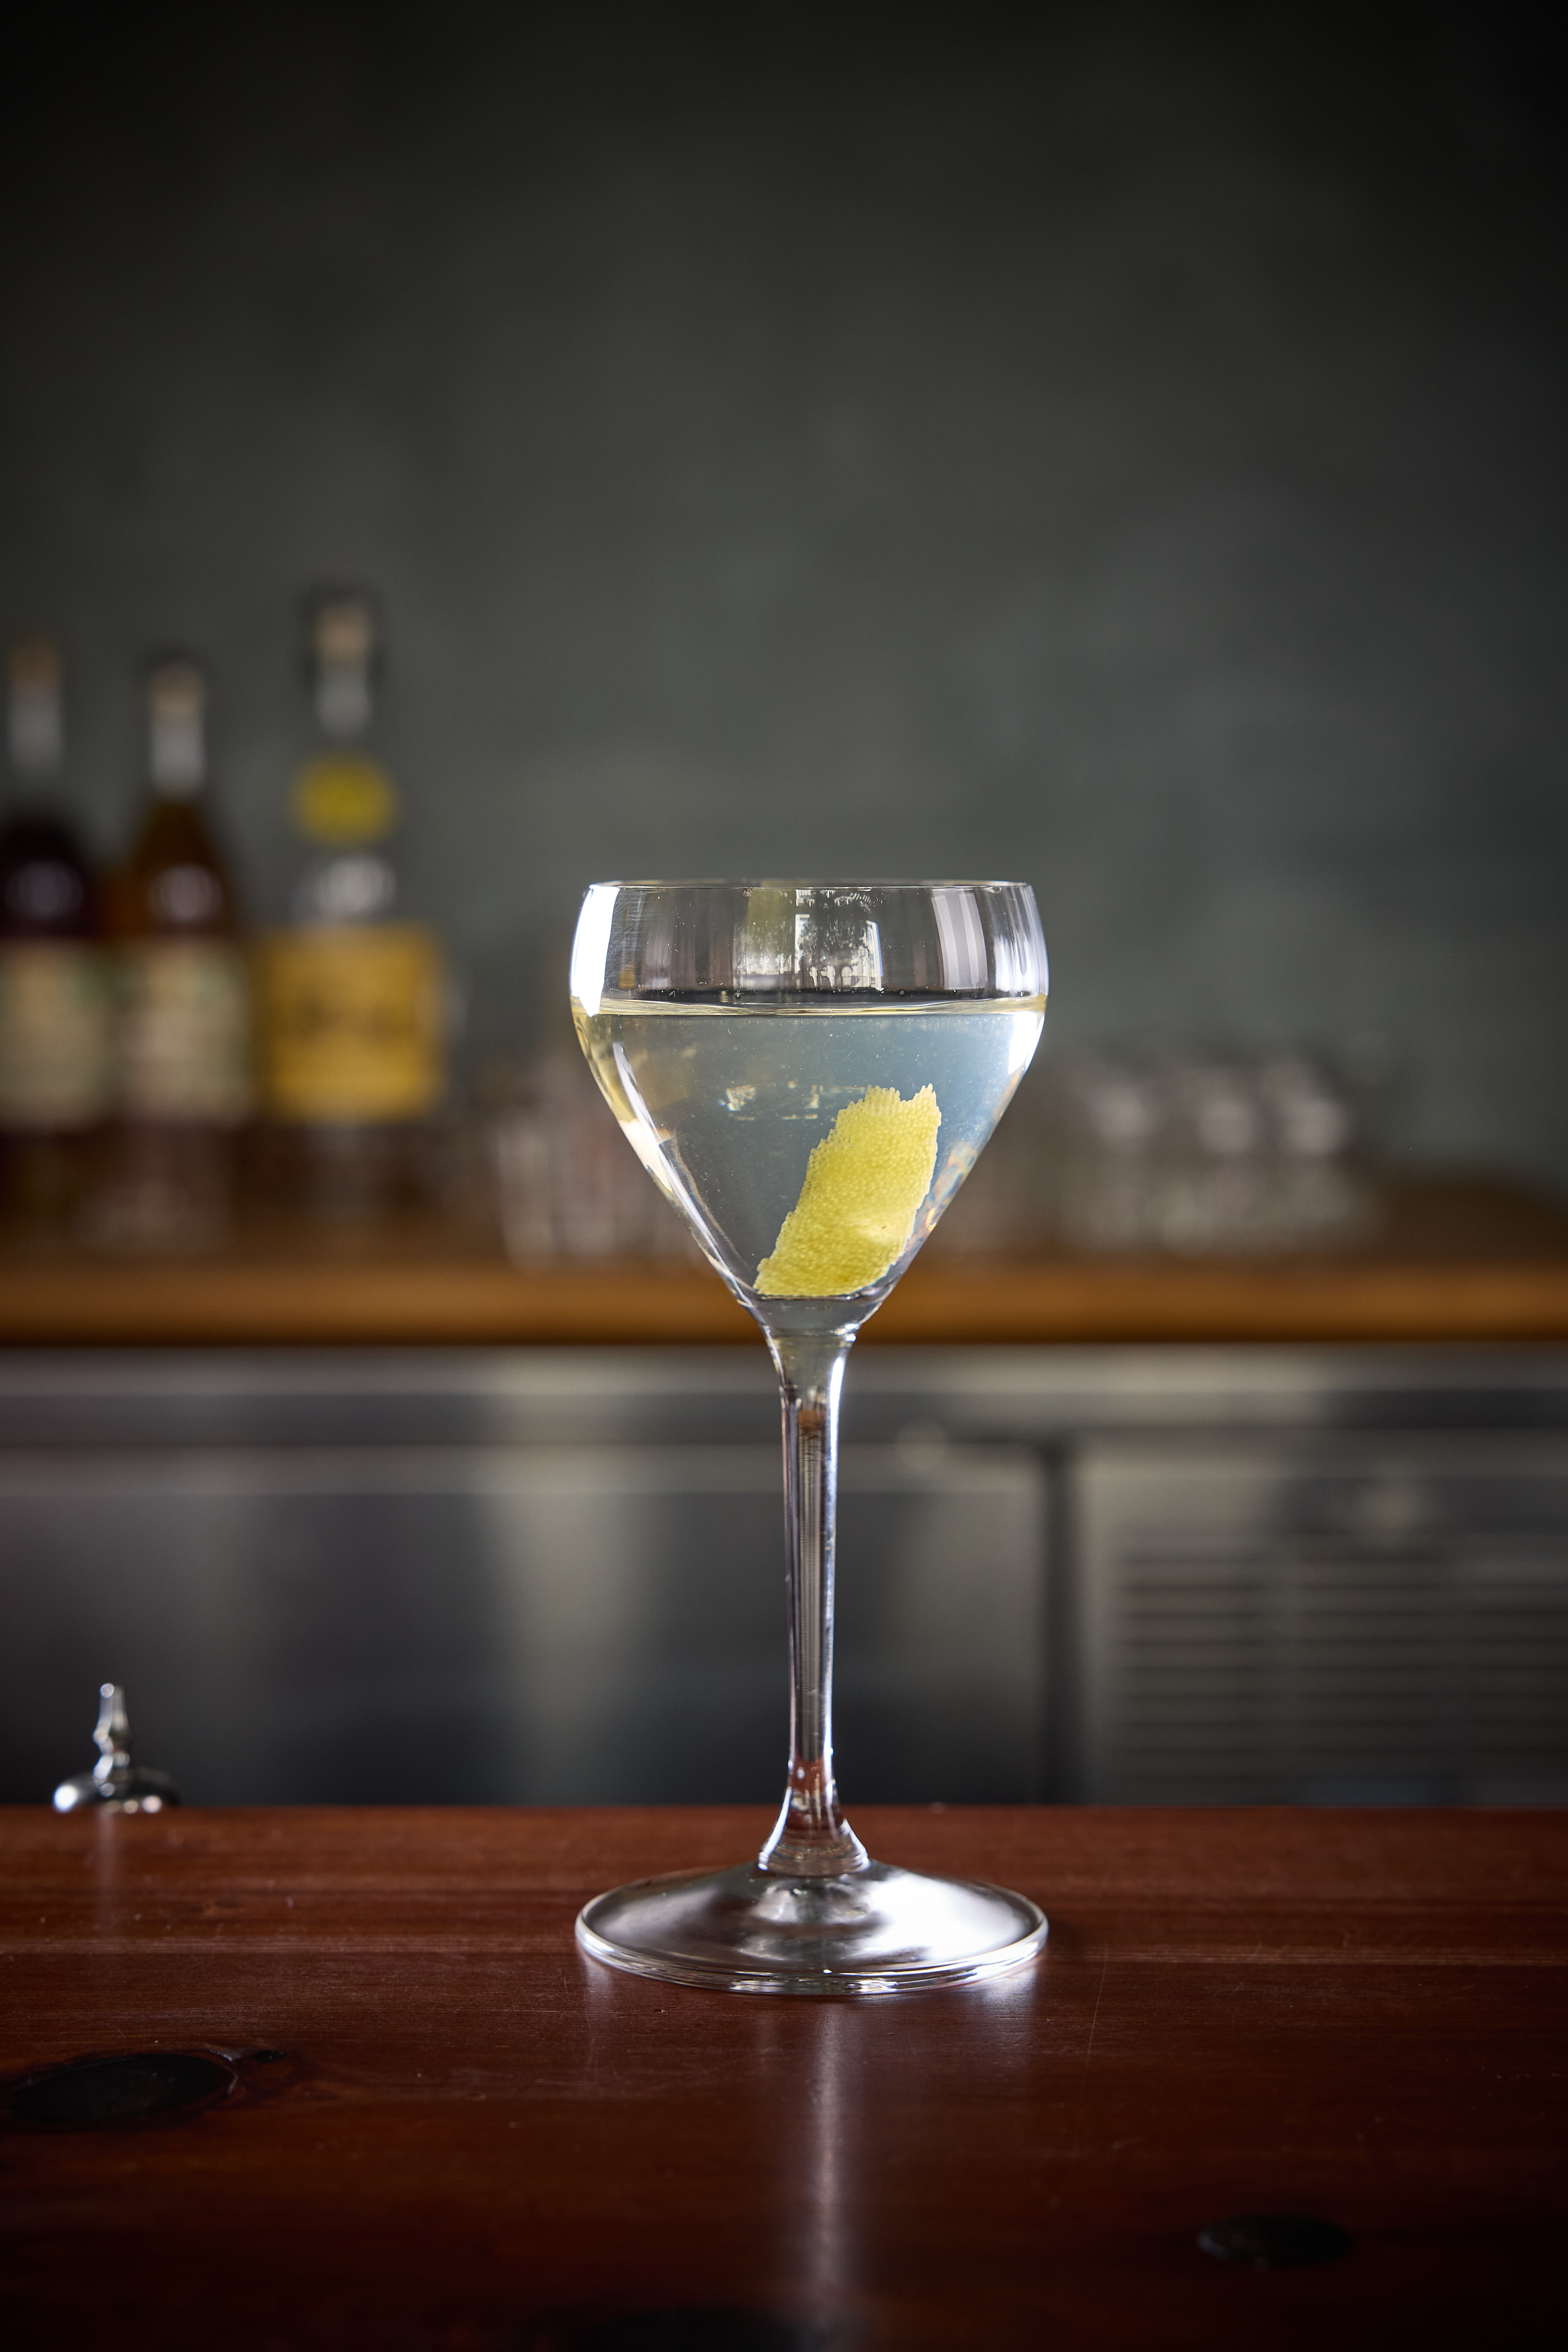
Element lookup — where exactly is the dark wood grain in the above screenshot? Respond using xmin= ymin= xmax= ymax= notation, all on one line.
xmin=1 ymin=1806 xmax=1564 ymax=2349
xmin=3 ymin=1177 xmax=1567 ymax=1347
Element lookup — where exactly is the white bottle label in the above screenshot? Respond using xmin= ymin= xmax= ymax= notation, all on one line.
xmin=0 ymin=942 xmax=115 ymax=1130
xmin=117 ymin=941 xmax=253 ymax=1123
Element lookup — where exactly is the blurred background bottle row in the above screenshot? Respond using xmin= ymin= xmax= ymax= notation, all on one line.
xmin=0 ymin=599 xmax=447 ymax=1251
xmin=1 ymin=605 xmax=1386 ymax=1265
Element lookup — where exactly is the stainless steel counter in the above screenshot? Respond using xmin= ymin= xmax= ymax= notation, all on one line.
xmin=3 ymin=1347 xmax=1566 ymax=1806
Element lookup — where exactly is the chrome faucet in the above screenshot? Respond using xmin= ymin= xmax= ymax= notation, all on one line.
xmin=53 ymin=1684 xmax=179 ymax=1814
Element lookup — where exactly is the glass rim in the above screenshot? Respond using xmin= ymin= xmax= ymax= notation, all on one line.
xmin=572 ymin=876 xmax=1047 ymax=1012
xmin=580 ymin=877 xmax=1038 ymax=894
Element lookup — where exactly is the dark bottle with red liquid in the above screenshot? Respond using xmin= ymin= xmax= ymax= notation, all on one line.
xmin=0 ymin=638 xmax=112 ymax=1230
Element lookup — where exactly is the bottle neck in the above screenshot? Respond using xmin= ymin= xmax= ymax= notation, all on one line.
xmin=310 ymin=593 xmax=376 ymax=740
xmin=7 ymin=640 xmax=64 ymax=793
xmin=148 ymin=710 xmax=205 ymax=800
xmin=316 ymin=672 xmax=371 ymax=741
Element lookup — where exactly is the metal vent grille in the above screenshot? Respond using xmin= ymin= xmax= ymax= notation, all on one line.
xmin=1077 ymin=1442 xmax=1568 ymax=1803
xmin=1463 ymin=1556 xmax=1568 ymax=1801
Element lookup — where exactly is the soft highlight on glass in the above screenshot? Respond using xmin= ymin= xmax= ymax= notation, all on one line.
xmin=570 ymin=880 xmax=1049 ymax=1993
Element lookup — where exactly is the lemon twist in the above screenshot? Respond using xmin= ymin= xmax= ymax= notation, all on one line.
xmin=756 ymin=1083 xmax=941 ymax=1297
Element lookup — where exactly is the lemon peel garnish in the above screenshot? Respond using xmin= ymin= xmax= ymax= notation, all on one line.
xmin=756 ymin=1083 xmax=941 ymax=1297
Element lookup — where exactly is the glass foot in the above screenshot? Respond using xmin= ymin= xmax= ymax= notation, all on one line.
xmin=575 ymin=1858 xmax=1047 ymax=1996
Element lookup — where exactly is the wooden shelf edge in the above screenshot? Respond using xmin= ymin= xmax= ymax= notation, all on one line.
xmin=873 ymin=1261 xmax=1568 ymax=1345
xmin=3 ymin=1253 xmax=1568 ymax=1347
xmin=0 ymin=1261 xmax=751 ymax=1347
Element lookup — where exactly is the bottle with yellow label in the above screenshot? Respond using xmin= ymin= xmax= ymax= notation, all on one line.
xmin=0 ymin=638 xmax=114 ymax=1230
xmin=85 ymin=657 xmax=253 ymax=1251
xmin=257 ymin=591 xmax=445 ymax=1217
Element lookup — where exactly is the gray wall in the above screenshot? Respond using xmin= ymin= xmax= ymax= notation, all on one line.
xmin=3 ymin=5 xmax=1564 ymax=1183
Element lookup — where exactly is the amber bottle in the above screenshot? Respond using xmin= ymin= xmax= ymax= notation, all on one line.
xmin=88 ymin=659 xmax=252 ymax=1251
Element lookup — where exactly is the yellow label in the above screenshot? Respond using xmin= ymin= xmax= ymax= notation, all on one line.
xmin=259 ymin=926 xmax=443 ymax=1121
xmin=0 ymin=943 xmax=115 ymax=1130
xmin=118 ymin=941 xmax=253 ymax=1124
xmin=290 ymin=754 xmax=398 ymax=846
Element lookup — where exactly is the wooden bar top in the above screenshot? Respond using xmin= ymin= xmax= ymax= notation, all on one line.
xmin=1 ymin=1804 xmax=1563 ymax=2348
xmin=2 ymin=1177 xmax=1567 ymax=1348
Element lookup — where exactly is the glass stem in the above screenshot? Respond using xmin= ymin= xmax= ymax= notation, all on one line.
xmin=759 ymin=1329 xmax=869 ymax=1878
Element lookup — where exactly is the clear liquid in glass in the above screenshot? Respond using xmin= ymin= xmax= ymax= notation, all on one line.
xmin=575 ymin=995 xmax=1045 ymax=1302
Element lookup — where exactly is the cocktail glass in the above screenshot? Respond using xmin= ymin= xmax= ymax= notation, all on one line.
xmin=570 ymin=880 xmax=1049 ymax=1993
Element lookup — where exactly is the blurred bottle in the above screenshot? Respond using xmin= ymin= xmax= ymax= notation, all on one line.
xmin=255 ymin=591 xmax=444 ymax=1218
xmin=87 ymin=658 xmax=252 ymax=1251
xmin=0 ymin=638 xmax=114 ymax=1228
